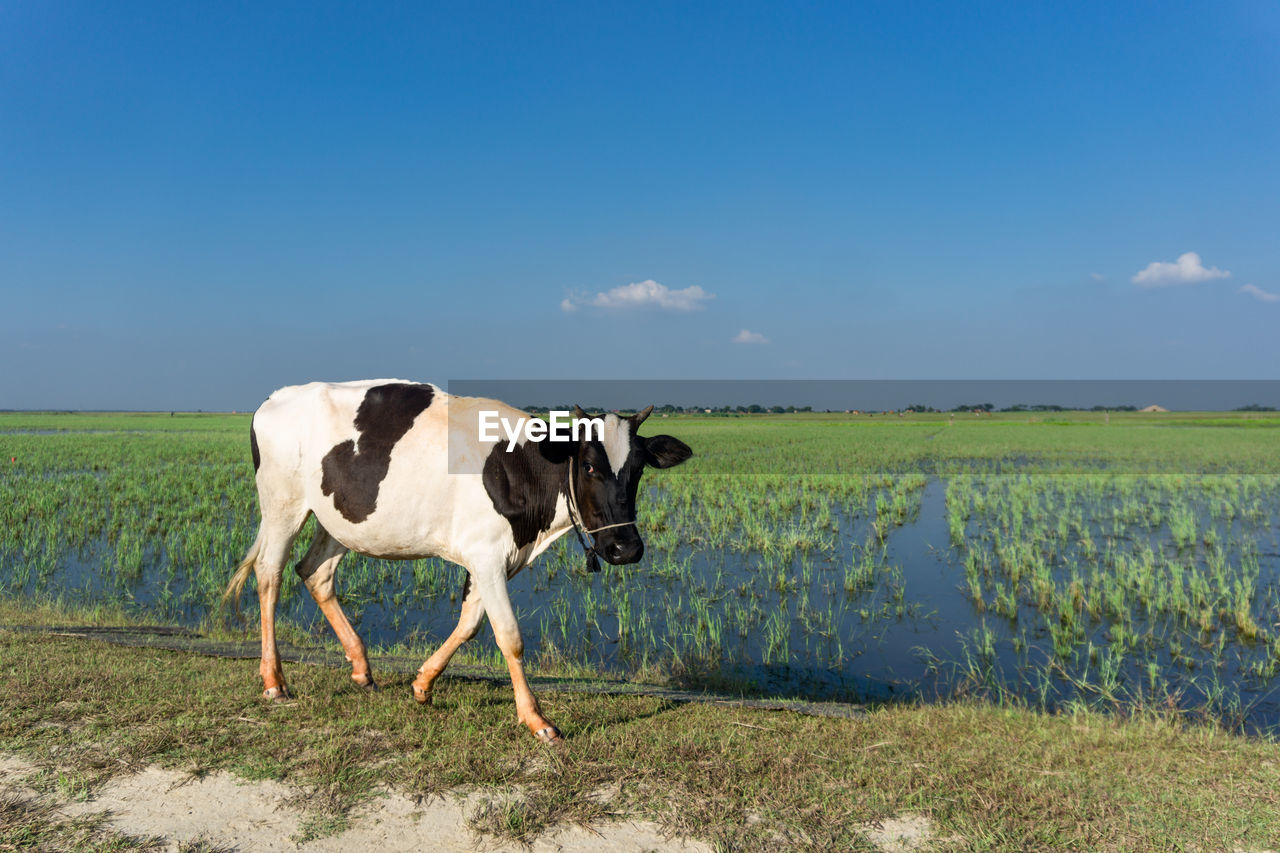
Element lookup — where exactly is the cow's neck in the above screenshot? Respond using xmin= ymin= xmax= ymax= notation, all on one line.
xmin=517 ymin=459 xmax=578 ymax=563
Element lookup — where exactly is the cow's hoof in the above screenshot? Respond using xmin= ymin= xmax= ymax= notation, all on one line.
xmin=412 ymin=685 xmax=432 ymax=705
xmin=534 ymin=726 xmax=563 ymax=745
xmin=263 ymin=686 xmax=291 ymax=701
xmin=353 ymin=674 xmax=379 ymax=692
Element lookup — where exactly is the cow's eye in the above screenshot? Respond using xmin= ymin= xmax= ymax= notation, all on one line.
xmin=584 ymin=462 xmax=595 ymax=475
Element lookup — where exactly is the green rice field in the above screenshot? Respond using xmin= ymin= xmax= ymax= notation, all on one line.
xmin=2 ymin=409 xmax=1279 ymax=731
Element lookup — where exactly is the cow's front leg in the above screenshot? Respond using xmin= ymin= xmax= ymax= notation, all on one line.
xmin=413 ymin=576 xmax=484 ymax=703
xmin=501 ymin=632 xmax=562 ymax=744
xmin=474 ymin=568 xmax=562 ymax=744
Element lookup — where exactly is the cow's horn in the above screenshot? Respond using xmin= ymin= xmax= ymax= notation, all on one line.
xmin=633 ymin=405 xmax=654 ymax=426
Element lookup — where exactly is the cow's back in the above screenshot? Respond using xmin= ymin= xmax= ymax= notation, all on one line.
xmin=253 ymin=379 xmax=425 ymax=480
xmin=251 ymin=380 xmax=526 ymax=563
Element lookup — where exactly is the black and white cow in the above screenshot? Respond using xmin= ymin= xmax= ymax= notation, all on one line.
xmin=225 ymin=380 xmax=691 ymax=743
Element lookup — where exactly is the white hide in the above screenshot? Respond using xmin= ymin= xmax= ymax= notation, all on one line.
xmin=251 ymin=380 xmax=577 ymax=573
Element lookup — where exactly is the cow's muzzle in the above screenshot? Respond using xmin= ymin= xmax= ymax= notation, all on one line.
xmin=602 ymin=538 xmax=644 ymax=565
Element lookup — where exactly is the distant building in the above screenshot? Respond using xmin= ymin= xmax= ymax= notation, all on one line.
xmin=1139 ymin=404 xmax=1168 ymax=412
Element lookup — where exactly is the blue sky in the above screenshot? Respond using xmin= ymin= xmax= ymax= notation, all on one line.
xmin=2 ymin=1 xmax=1277 ymax=409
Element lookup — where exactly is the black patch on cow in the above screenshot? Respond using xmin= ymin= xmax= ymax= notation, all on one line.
xmin=321 ymin=383 xmax=435 ymax=523
xmin=250 ymin=417 xmax=261 ymax=472
xmin=294 ymin=554 xmax=319 ymax=581
xmin=482 ymin=438 xmax=570 ymax=549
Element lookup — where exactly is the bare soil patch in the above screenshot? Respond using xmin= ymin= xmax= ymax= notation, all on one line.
xmin=2 ymin=752 xmax=712 ymax=852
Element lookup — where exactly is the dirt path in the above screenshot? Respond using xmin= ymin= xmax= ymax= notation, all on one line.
xmin=0 ymin=751 xmax=958 ymax=852
xmin=1 ymin=753 xmax=711 ymax=852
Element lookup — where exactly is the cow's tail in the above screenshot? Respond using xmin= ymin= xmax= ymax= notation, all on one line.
xmin=222 ymin=527 xmax=264 ymax=612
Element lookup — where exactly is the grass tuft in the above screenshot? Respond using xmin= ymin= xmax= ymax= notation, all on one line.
xmin=0 ymin=789 xmax=164 ymax=852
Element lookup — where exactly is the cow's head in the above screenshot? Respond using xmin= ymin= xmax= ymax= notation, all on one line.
xmin=570 ymin=405 xmax=692 ymax=565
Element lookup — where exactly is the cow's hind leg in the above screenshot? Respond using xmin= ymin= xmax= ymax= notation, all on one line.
xmin=412 ymin=574 xmax=485 ymax=704
xmin=473 ymin=566 xmax=562 ymax=744
xmin=295 ymin=527 xmax=374 ymax=689
xmin=255 ymin=517 xmax=306 ymax=700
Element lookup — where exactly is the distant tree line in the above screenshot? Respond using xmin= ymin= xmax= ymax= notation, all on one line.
xmin=526 ymin=402 xmax=1276 ymax=415
xmin=530 ymin=404 xmax=816 ymax=415
xmin=905 ymin=403 xmax=997 ymax=413
xmin=904 ymin=403 xmax=1139 ymax=413
xmin=1001 ymin=403 xmax=1140 ymax=412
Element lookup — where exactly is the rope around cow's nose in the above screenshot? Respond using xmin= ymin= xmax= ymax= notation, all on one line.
xmin=579 ymin=520 xmax=637 ymax=535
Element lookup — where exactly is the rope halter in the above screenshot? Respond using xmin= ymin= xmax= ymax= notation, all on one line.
xmin=565 ymin=455 xmax=636 ymax=572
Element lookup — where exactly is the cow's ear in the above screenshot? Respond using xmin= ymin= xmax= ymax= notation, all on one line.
xmin=642 ymin=435 xmax=692 ymax=469
xmin=571 ymin=405 xmax=591 ymax=453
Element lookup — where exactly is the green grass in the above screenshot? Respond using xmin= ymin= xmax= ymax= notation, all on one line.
xmin=3 ymin=627 xmax=1280 ymax=851
xmin=3 ymin=409 xmax=1280 ymax=733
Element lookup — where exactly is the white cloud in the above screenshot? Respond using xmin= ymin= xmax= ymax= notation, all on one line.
xmin=1239 ymin=284 xmax=1280 ymax=303
xmin=731 ymin=329 xmax=770 ymax=345
xmin=1131 ymin=252 xmax=1231 ymax=287
xmin=561 ymin=280 xmax=714 ymax=312
xmin=1090 ymin=272 xmax=1105 ymax=281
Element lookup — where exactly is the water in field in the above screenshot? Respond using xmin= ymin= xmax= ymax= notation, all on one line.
xmin=4 ymin=418 xmax=1280 ymax=731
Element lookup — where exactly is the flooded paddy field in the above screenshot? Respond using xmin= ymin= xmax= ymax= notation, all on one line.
xmin=3 ymin=410 xmax=1279 ymax=730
